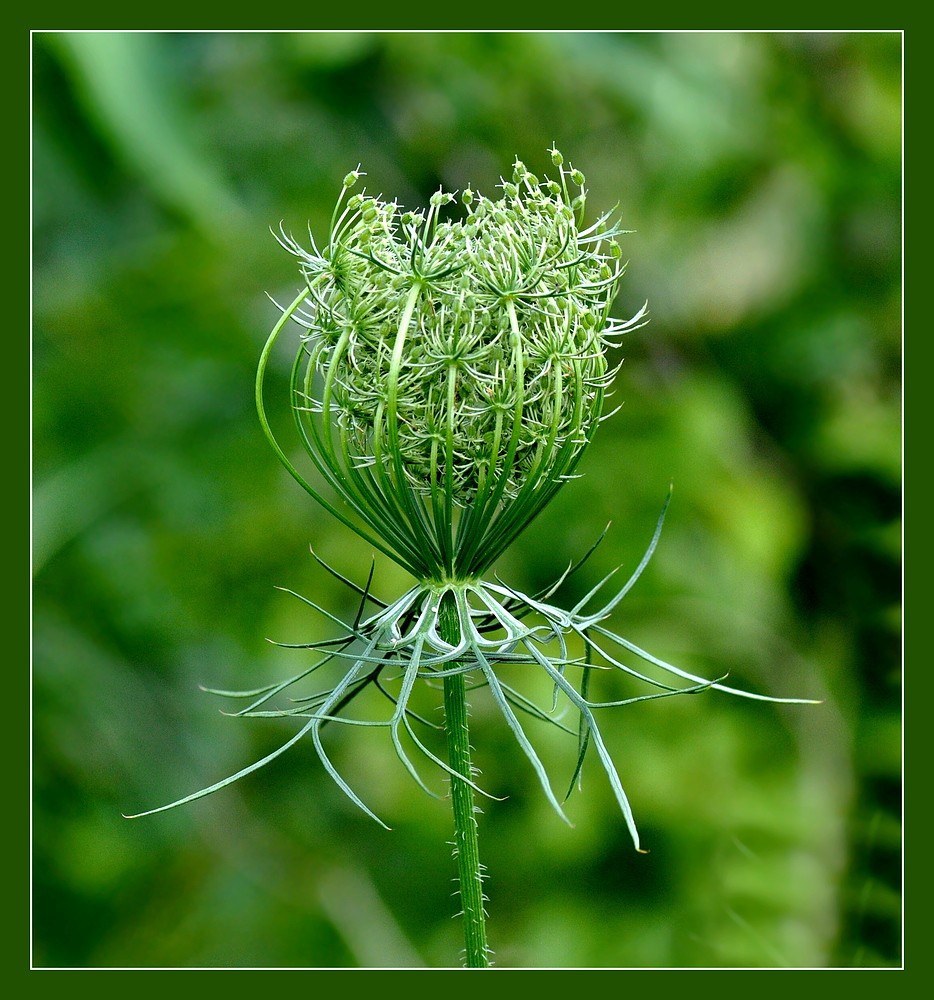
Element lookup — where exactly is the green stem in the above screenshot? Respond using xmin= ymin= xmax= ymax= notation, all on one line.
xmin=439 ymin=594 xmax=490 ymax=969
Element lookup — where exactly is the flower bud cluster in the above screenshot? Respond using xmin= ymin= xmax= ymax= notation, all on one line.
xmin=277 ymin=151 xmax=640 ymax=507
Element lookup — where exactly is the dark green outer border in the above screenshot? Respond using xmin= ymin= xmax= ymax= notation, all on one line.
xmin=15 ymin=20 xmax=915 ymax=983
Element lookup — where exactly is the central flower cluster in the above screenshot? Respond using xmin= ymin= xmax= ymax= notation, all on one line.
xmin=280 ymin=151 xmax=635 ymax=505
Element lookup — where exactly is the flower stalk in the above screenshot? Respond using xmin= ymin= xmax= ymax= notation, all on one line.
xmin=440 ymin=594 xmax=489 ymax=969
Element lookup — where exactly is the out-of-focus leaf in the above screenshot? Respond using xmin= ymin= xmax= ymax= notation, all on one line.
xmin=44 ymin=32 xmax=246 ymax=237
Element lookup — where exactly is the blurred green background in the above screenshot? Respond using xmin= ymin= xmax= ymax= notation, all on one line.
xmin=32 ymin=31 xmax=901 ymax=969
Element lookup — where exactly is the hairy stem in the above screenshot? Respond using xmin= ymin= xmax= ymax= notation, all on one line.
xmin=439 ymin=593 xmax=489 ymax=968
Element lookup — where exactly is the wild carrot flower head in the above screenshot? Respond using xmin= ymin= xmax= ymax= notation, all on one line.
xmin=130 ymin=152 xmax=816 ymax=857
xmin=260 ymin=149 xmax=648 ymax=582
